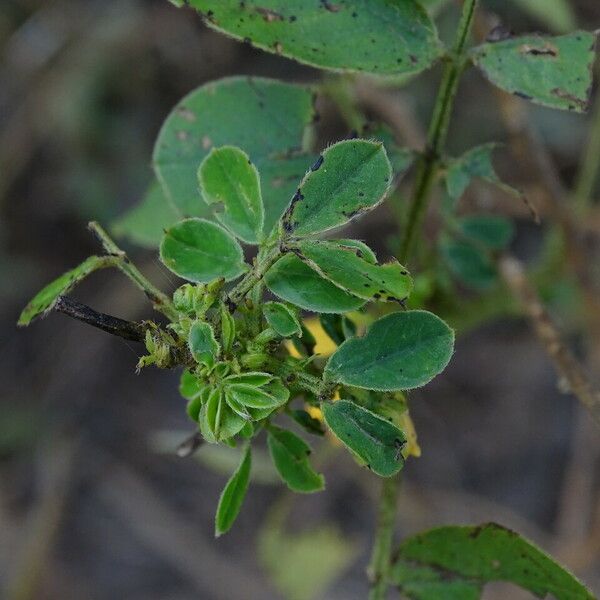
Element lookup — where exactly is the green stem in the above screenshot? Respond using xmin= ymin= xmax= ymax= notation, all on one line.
xmin=573 ymin=92 xmax=600 ymax=213
xmin=226 ymin=245 xmax=282 ymax=308
xmin=368 ymin=475 xmax=400 ymax=600
xmin=399 ymin=0 xmax=479 ymax=263
xmin=88 ymin=221 xmax=178 ymax=321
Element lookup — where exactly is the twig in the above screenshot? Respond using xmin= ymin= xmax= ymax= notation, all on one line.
xmin=88 ymin=221 xmax=178 ymax=321
xmin=55 ymin=295 xmax=147 ymax=342
xmin=400 ymin=0 xmax=480 ymax=262
xmin=368 ymin=476 xmax=399 ymax=600
xmin=499 ymin=255 xmax=600 ymax=429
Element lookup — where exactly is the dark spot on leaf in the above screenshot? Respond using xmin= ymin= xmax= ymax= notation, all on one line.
xmin=513 ymin=91 xmax=533 ymax=101
xmin=289 ymin=15 xmax=297 ymax=22
xmin=519 ymin=42 xmax=558 ymax=57
xmin=311 ymin=155 xmax=324 ymax=171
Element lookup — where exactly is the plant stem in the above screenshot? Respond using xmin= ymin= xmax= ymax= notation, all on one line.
xmin=399 ymin=0 xmax=479 ymax=263
xmin=54 ymin=295 xmax=147 ymax=342
xmin=573 ymin=92 xmax=600 ymax=213
xmin=226 ymin=245 xmax=282 ymax=308
xmin=88 ymin=221 xmax=178 ymax=321
xmin=368 ymin=475 xmax=399 ymax=600
xmin=368 ymin=3 xmax=480 ymax=597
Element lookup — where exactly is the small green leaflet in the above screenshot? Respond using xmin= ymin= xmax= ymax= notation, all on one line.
xmin=392 ymin=523 xmax=594 ymax=600
xmin=200 ymin=389 xmax=247 ymax=442
xmin=325 ymin=311 xmax=454 ymax=391
xmin=457 ymin=215 xmax=514 ymax=251
xmin=160 ymin=218 xmax=247 ymax=283
xmin=267 ymin=426 xmax=324 ymax=493
xmin=184 ymin=1 xmax=442 ymax=76
xmin=295 ymin=240 xmax=413 ymax=302
xmin=18 ymin=255 xmax=119 ymax=326
xmin=220 ymin=304 xmax=236 ymax=354
xmin=153 ymin=77 xmax=317 ymax=233
xmin=262 ymin=302 xmax=302 ymax=337
xmin=322 ymin=400 xmax=406 ymax=477
xmin=265 ymin=253 xmax=366 ymax=314
xmin=199 ymin=146 xmax=264 ymax=244
xmin=440 ymin=237 xmax=497 ymax=291
xmin=471 ymin=31 xmax=597 ymax=112
xmin=188 ymin=321 xmax=220 ymax=366
xmin=215 ymin=445 xmax=252 ymax=537
xmin=282 ymin=140 xmax=392 ymax=237
xmin=445 ymin=144 xmax=519 ymax=203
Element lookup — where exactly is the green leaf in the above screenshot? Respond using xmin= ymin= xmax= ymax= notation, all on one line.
xmin=440 ymin=237 xmax=497 ymax=291
xmin=225 ymin=372 xmax=274 ymax=386
xmin=267 ymin=426 xmax=324 ymax=493
xmin=199 ymin=146 xmax=264 ymax=244
xmin=188 ymin=321 xmax=220 ymax=366
xmin=322 ymin=400 xmax=406 ymax=477
xmin=262 ymin=301 xmax=302 ymax=337
xmin=295 ymin=240 xmax=412 ymax=302
xmin=227 ymin=380 xmax=289 ymax=410
xmin=184 ymin=1 xmax=442 ymax=76
xmin=471 ymin=32 xmax=597 ymax=112
xmin=265 ymin=253 xmax=366 ymax=313
xmin=282 ymin=140 xmax=392 ymax=236
xmin=18 ymin=255 xmax=118 ymax=326
xmin=391 ymin=523 xmax=594 ymax=600
xmin=392 ymin=561 xmax=481 ymax=600
xmin=220 ymin=304 xmax=236 ymax=354
xmin=215 ymin=445 xmax=252 ymax=537
xmin=509 ymin=0 xmax=577 ymax=34
xmin=179 ymin=369 xmax=203 ymax=400
xmin=153 ymin=76 xmax=317 ymax=232
xmin=446 ymin=144 xmax=516 ymax=202
xmin=325 ymin=311 xmax=454 ymax=391
xmin=112 ymin=183 xmax=179 ymax=248
xmin=336 ymin=239 xmax=377 ymax=264
xmin=289 ymin=409 xmax=326 ymax=437
xmin=457 ymin=215 xmax=514 ymax=251
xmin=200 ymin=389 xmax=247 ymax=442
xmin=160 ymin=218 xmax=246 ymax=283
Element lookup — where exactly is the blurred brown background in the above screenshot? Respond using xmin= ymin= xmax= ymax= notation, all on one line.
xmin=1 ymin=1 xmax=600 ymax=598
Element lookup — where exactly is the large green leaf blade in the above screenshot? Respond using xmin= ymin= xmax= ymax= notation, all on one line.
xmin=112 ymin=183 xmax=180 ymax=248
xmin=296 ymin=240 xmax=413 ymax=302
xmin=265 ymin=253 xmax=366 ymax=314
xmin=325 ymin=311 xmax=454 ymax=391
xmin=392 ymin=523 xmax=594 ymax=600
xmin=18 ymin=255 xmax=117 ymax=326
xmin=199 ymin=145 xmax=264 ymax=244
xmin=185 ymin=1 xmax=443 ymax=76
xmin=160 ymin=218 xmax=247 ymax=283
xmin=267 ymin=426 xmax=324 ymax=493
xmin=471 ymin=32 xmax=597 ymax=112
xmin=215 ymin=445 xmax=252 ymax=537
xmin=322 ymin=400 xmax=406 ymax=477
xmin=153 ymin=76 xmax=317 ymax=232
xmin=282 ymin=140 xmax=392 ymax=236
